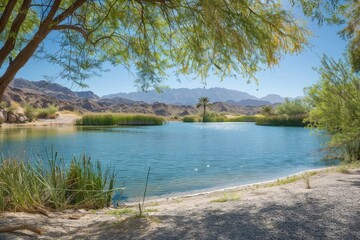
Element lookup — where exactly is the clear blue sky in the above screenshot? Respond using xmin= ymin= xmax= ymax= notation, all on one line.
xmin=16 ymin=3 xmax=347 ymax=98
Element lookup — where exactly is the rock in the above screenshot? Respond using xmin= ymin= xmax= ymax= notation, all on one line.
xmin=7 ymin=113 xmax=17 ymax=123
xmin=0 ymin=111 xmax=5 ymax=124
xmin=15 ymin=107 xmax=25 ymax=116
xmin=18 ymin=116 xmax=26 ymax=123
xmin=2 ymin=110 xmax=7 ymax=122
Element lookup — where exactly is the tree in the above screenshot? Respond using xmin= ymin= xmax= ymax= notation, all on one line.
xmin=0 ymin=0 xmax=309 ymax=99
xmin=305 ymin=56 xmax=360 ymax=162
xmin=261 ymin=105 xmax=274 ymax=116
xmin=276 ymin=98 xmax=309 ymax=116
xmin=291 ymin=0 xmax=360 ymax=72
xmin=196 ymin=97 xmax=210 ymax=122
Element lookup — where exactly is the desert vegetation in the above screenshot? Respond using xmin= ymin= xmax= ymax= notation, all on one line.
xmin=0 ymin=152 xmax=118 ymax=213
xmin=76 ymin=113 xmax=164 ymax=126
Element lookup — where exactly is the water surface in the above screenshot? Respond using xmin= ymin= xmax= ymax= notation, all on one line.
xmin=0 ymin=122 xmax=331 ymax=201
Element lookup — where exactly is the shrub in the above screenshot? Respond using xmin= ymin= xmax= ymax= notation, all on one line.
xmin=255 ymin=115 xmax=308 ymax=127
xmin=276 ymin=98 xmax=310 ymax=116
xmin=23 ymin=104 xmax=37 ymax=121
xmin=225 ymin=115 xmax=258 ymax=122
xmin=183 ymin=116 xmax=197 ymax=122
xmin=37 ymin=105 xmax=58 ymax=119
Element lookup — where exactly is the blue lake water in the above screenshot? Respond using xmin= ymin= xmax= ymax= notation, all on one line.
xmin=0 ymin=122 xmax=333 ymax=201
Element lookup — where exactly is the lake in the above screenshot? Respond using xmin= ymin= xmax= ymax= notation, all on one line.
xmin=0 ymin=122 xmax=332 ymax=201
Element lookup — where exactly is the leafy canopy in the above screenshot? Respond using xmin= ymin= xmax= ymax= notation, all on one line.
xmin=276 ymin=98 xmax=309 ymax=116
xmin=0 ymin=0 xmax=309 ymax=97
xmin=305 ymin=56 xmax=360 ymax=161
xmin=291 ymin=0 xmax=360 ymax=72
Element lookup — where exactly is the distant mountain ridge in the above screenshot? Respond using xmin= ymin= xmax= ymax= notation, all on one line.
xmin=102 ymin=87 xmax=287 ymax=105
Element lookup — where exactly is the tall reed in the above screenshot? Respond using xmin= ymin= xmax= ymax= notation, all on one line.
xmin=255 ymin=115 xmax=307 ymax=127
xmin=0 ymin=152 xmax=118 ymax=212
xmin=76 ymin=113 xmax=164 ymax=126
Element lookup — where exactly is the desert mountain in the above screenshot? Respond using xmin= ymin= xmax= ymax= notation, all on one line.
xmin=2 ymin=78 xmax=285 ymax=116
xmin=102 ymin=87 xmax=286 ymax=105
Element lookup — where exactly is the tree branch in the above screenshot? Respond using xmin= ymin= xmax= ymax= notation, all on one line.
xmin=0 ymin=0 xmax=19 ymax=33
xmin=52 ymin=24 xmax=88 ymax=40
xmin=0 ymin=0 xmax=31 ymax=68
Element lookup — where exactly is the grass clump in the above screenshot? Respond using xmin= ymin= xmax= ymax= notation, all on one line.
xmin=107 ymin=208 xmax=135 ymax=216
xmin=211 ymin=193 xmax=240 ymax=203
xmin=182 ymin=116 xmax=198 ymax=122
xmin=0 ymin=152 xmax=119 ymax=213
xmin=37 ymin=105 xmax=58 ymax=119
xmin=255 ymin=115 xmax=307 ymax=127
xmin=225 ymin=115 xmax=258 ymax=122
xmin=76 ymin=113 xmax=164 ymax=126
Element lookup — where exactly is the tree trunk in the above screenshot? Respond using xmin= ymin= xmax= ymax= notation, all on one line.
xmin=203 ymin=105 xmax=206 ymax=122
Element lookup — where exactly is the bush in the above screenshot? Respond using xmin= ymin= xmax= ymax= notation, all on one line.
xmin=255 ymin=115 xmax=308 ymax=127
xmin=0 ymin=152 xmax=117 ymax=212
xmin=23 ymin=103 xmax=37 ymax=121
xmin=225 ymin=115 xmax=258 ymax=122
xmin=276 ymin=98 xmax=310 ymax=116
xmin=37 ymin=105 xmax=58 ymax=119
xmin=76 ymin=113 xmax=164 ymax=125
xmin=183 ymin=116 xmax=197 ymax=122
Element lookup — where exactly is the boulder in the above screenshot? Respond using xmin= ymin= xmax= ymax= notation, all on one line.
xmin=8 ymin=113 xmax=17 ymax=123
xmin=17 ymin=116 xmax=26 ymax=123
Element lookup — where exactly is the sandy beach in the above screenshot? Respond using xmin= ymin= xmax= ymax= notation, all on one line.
xmin=0 ymin=168 xmax=359 ymax=239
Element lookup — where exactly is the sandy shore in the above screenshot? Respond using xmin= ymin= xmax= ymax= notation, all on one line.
xmin=0 ymin=113 xmax=80 ymax=128
xmin=0 ymin=168 xmax=359 ymax=239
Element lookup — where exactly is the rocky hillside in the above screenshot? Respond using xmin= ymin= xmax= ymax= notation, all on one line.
xmin=2 ymin=79 xmax=264 ymax=116
xmin=103 ymin=87 xmax=287 ymax=105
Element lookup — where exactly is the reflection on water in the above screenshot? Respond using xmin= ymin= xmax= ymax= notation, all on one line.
xmin=0 ymin=122 xmax=333 ymax=201
xmin=0 ymin=126 xmax=78 ymax=142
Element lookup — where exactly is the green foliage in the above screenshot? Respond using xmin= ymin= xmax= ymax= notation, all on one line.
xmin=76 ymin=114 xmax=164 ymax=126
xmin=23 ymin=103 xmax=37 ymax=121
xmin=256 ymin=115 xmax=307 ymax=127
xmin=0 ymin=101 xmax=8 ymax=109
xmin=276 ymin=99 xmax=310 ymax=116
xmin=183 ymin=114 xmax=258 ymax=123
xmin=0 ymin=0 xmax=309 ymax=97
xmin=305 ymin=56 xmax=360 ymax=161
xmin=0 ymin=153 xmax=117 ymax=212
xmin=261 ymin=105 xmax=274 ymax=116
xmin=203 ymin=112 xmax=226 ymax=122
xmin=182 ymin=116 xmax=198 ymax=123
xmin=225 ymin=115 xmax=258 ymax=122
xmin=211 ymin=193 xmax=240 ymax=203
xmin=196 ymin=97 xmax=211 ymax=122
xmin=37 ymin=105 xmax=58 ymax=119
xmin=292 ymin=0 xmax=360 ymax=72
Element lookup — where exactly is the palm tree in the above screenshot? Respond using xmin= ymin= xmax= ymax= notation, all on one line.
xmin=196 ymin=97 xmax=210 ymax=122
xmin=261 ymin=105 xmax=274 ymax=116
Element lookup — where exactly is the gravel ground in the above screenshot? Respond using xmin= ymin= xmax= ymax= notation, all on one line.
xmin=0 ymin=169 xmax=359 ymax=240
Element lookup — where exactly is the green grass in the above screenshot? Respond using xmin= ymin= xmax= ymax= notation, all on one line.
xmin=255 ymin=115 xmax=308 ymax=127
xmin=37 ymin=105 xmax=58 ymax=119
xmin=107 ymin=208 xmax=135 ymax=216
xmin=144 ymin=208 xmax=158 ymax=213
xmin=76 ymin=113 xmax=164 ymax=126
xmin=0 ymin=151 xmax=119 ymax=213
xmin=182 ymin=116 xmax=198 ymax=122
xmin=211 ymin=193 xmax=240 ymax=202
xmin=225 ymin=115 xmax=258 ymax=122
xmin=183 ymin=114 xmax=258 ymax=123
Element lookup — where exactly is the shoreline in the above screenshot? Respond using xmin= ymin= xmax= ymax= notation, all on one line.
xmin=1 ymin=166 xmax=359 ymax=239
xmin=127 ymin=166 xmax=333 ymax=205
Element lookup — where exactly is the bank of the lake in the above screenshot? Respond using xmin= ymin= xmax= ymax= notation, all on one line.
xmin=1 ymin=167 xmax=359 ymax=239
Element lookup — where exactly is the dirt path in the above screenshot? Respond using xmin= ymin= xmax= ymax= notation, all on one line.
xmin=0 ymin=169 xmax=359 ymax=240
